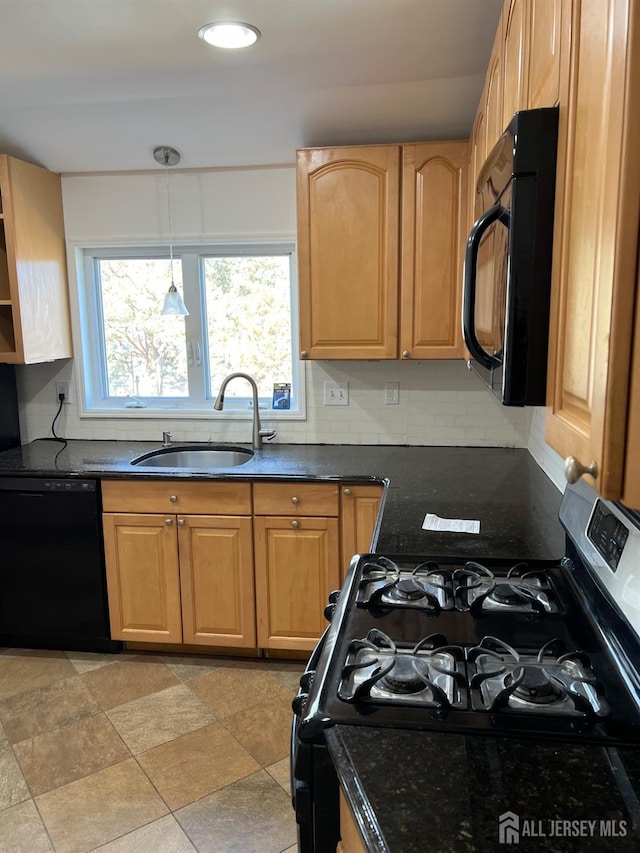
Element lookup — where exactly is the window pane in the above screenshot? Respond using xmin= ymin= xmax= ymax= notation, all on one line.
xmin=203 ymin=256 xmax=292 ymax=401
xmin=98 ymin=258 xmax=188 ymax=397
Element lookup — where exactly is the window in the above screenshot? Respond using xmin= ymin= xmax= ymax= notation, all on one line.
xmin=78 ymin=244 xmax=303 ymax=416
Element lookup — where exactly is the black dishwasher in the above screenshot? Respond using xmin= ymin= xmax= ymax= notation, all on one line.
xmin=0 ymin=477 xmax=122 ymax=653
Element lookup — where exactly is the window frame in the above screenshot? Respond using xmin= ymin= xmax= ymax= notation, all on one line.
xmin=72 ymin=241 xmax=306 ymax=420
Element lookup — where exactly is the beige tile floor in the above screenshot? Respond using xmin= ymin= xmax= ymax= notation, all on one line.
xmin=0 ymin=647 xmax=302 ymax=853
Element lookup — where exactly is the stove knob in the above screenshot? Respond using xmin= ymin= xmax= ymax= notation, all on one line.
xmin=299 ymin=671 xmax=314 ymax=692
xmin=323 ymin=603 xmax=336 ymax=622
xmin=292 ymin=693 xmax=309 ymax=716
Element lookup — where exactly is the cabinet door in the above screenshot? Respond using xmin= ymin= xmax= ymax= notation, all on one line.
xmin=179 ymin=515 xmax=256 ymax=648
xmin=340 ymin=484 xmax=383 ymax=581
xmin=0 ymin=155 xmax=72 ymax=364
xmin=545 ymin=0 xmax=640 ymax=498
xmin=102 ymin=513 xmax=182 ymax=643
xmin=254 ymin=516 xmax=340 ymax=651
xmin=485 ymin=18 xmax=505 ymax=150
xmin=339 ymin=788 xmax=367 ymax=853
xmin=400 ymin=142 xmax=467 ymax=359
xmin=528 ymin=0 xmax=564 ymax=108
xmin=502 ymin=0 xmax=530 ymax=126
xmin=296 ymin=145 xmax=400 ymax=359
xmin=622 ymin=271 xmax=640 ymax=510
xmin=468 ymin=102 xmax=487 ymax=229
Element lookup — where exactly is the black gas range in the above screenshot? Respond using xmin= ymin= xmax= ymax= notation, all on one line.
xmin=291 ymin=481 xmax=640 ymax=852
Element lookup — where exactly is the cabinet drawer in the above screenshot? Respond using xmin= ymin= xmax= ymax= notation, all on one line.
xmin=101 ymin=480 xmax=252 ymax=515
xmin=253 ymin=482 xmax=339 ymax=516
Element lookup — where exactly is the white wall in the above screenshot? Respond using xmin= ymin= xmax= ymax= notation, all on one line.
xmin=17 ymin=166 xmax=531 ymax=449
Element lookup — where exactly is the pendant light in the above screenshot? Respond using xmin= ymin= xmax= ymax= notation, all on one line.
xmin=153 ymin=145 xmax=189 ymax=316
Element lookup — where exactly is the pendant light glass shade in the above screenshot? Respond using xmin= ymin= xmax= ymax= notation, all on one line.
xmin=161 ymin=283 xmax=189 ymax=315
xmin=153 ymin=146 xmax=189 ymax=316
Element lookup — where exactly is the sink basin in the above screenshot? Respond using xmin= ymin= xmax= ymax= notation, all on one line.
xmin=130 ymin=446 xmax=254 ymax=469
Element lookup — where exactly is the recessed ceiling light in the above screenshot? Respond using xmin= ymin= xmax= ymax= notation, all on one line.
xmin=198 ymin=22 xmax=261 ymax=49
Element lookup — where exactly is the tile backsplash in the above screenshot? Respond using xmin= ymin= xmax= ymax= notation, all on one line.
xmin=17 ymin=359 xmax=532 ymax=449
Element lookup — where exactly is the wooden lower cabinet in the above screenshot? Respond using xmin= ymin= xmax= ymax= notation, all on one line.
xmin=253 ymin=516 xmax=340 ymax=652
xmin=102 ymin=512 xmax=256 ymax=647
xmin=338 ymin=788 xmax=367 ymax=853
xmin=340 ymin=484 xmax=384 ymax=581
xmin=103 ymin=513 xmax=182 ymax=644
xmin=102 ymin=478 xmax=384 ymax=653
xmin=179 ymin=515 xmax=255 ymax=647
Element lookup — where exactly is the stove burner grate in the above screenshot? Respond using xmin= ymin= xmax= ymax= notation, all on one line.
xmin=453 ymin=562 xmax=558 ymax=614
xmin=357 ymin=556 xmax=453 ymax=612
xmin=468 ymin=636 xmax=609 ymax=719
xmin=338 ymin=628 xmax=467 ymax=709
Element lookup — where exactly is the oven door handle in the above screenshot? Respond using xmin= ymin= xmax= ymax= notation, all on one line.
xmin=290 ymin=625 xmax=331 ymax=824
xmin=462 ymin=202 xmax=509 ymax=370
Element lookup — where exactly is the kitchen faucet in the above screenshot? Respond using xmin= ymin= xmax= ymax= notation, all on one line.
xmin=213 ymin=372 xmax=277 ymax=450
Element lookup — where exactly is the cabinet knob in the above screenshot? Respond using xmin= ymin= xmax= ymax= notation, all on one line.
xmin=165 ymin=518 xmax=173 ymax=526
xmin=170 ymin=495 xmax=178 ymax=503
xmin=300 ymin=351 xmax=308 ymax=359
xmin=402 ymin=350 xmax=410 ymax=359
xmin=564 ymin=456 xmax=598 ymax=484
xmin=343 ymin=488 xmax=352 ymax=496
xmin=291 ymin=496 xmax=299 ymax=504
xmin=291 ymin=520 xmax=299 ymax=529
xmin=177 ymin=518 xmax=185 ymax=527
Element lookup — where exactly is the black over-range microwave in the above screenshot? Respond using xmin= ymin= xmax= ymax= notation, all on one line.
xmin=463 ymin=107 xmax=559 ymax=405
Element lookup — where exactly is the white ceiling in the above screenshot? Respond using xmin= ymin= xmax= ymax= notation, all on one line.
xmin=0 ymin=0 xmax=503 ymax=174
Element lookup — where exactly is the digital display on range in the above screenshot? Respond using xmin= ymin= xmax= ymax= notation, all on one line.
xmin=587 ymin=501 xmax=629 ymax=572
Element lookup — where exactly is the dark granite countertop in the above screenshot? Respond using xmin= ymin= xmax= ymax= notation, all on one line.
xmin=327 ymin=726 xmax=640 ymax=852
xmin=0 ymin=440 xmax=565 ymax=560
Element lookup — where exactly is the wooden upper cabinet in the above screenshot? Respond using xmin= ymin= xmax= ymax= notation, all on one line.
xmin=622 ymin=267 xmax=640 ymax=510
xmin=297 ymin=142 xmax=468 ymax=361
xmin=400 ymin=142 xmax=467 ymax=359
xmin=502 ymin=0 xmax=530 ymax=126
xmin=527 ymin=0 xmax=564 ymax=108
xmin=0 ymin=155 xmax=72 ymax=364
xmin=468 ymin=102 xmax=487 ymax=230
xmin=485 ymin=15 xmax=505 ymax=151
xmin=296 ymin=145 xmax=400 ymax=359
xmin=545 ymin=0 xmax=640 ymax=499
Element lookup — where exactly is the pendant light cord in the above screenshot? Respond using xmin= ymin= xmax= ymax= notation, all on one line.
xmin=165 ymin=160 xmax=175 ymax=286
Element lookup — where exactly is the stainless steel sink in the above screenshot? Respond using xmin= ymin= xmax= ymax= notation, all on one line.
xmin=130 ymin=446 xmax=254 ymax=469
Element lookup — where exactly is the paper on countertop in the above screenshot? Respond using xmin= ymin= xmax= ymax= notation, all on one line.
xmin=422 ymin=513 xmax=480 ymax=535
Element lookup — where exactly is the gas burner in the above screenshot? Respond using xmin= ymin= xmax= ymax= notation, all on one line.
xmin=356 ymin=556 xmax=453 ymax=612
xmin=338 ymin=628 xmax=467 ymax=709
xmin=454 ymin=561 xmax=559 ymax=614
xmin=468 ymin=637 xmax=609 ymax=719
xmin=379 ymin=657 xmax=426 ymax=694
xmin=508 ymin=665 xmax=564 ymax=705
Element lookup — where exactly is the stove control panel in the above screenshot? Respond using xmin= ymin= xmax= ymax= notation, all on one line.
xmin=587 ymin=500 xmax=629 ymax=571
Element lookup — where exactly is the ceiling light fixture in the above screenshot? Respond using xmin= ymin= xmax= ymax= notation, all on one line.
xmin=198 ymin=21 xmax=261 ymax=49
xmin=153 ymin=146 xmax=189 ymax=317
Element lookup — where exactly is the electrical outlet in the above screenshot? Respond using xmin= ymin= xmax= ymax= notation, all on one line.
xmin=323 ymin=381 xmax=349 ymax=406
xmin=55 ymin=380 xmax=71 ymax=404
xmin=384 ymin=381 xmax=400 ymax=405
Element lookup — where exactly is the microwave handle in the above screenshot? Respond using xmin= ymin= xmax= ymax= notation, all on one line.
xmin=462 ymin=203 xmax=508 ymax=370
